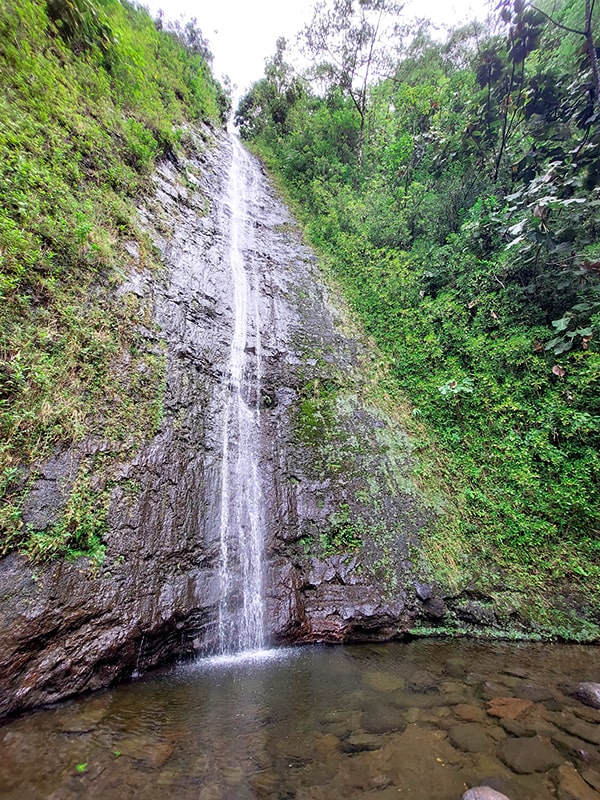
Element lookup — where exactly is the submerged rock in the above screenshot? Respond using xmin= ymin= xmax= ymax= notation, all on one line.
xmin=449 ymin=722 xmax=494 ymax=753
xmin=577 ymin=684 xmax=600 ymax=710
xmin=556 ymin=763 xmax=600 ymax=800
xmin=498 ymin=736 xmax=563 ymax=774
xmin=486 ymin=697 xmax=534 ymax=720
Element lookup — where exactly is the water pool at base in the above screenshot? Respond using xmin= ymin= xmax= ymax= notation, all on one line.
xmin=1 ymin=640 xmax=598 ymax=799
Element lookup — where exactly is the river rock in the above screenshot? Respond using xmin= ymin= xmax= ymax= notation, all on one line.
xmin=407 ymin=669 xmax=439 ymax=692
xmin=513 ymin=683 xmax=556 ymax=702
xmin=499 ymin=718 xmax=536 ymax=737
xmin=445 ymin=658 xmax=468 ymax=679
xmin=487 ymin=697 xmax=534 ymax=720
xmin=455 ymin=703 xmax=488 ymax=723
xmin=552 ymin=732 xmax=600 ymax=765
xmin=556 ymin=763 xmax=600 ymax=800
xmin=463 ymin=788 xmax=512 ymax=800
xmin=581 ymin=767 xmax=600 ymax=792
xmin=482 ymin=682 xmax=513 ymax=700
xmin=574 ymin=706 xmax=600 ymax=724
xmin=361 ymin=704 xmax=407 ymax=734
xmin=340 ymin=733 xmax=382 ymax=753
xmin=449 ymin=723 xmax=494 ymax=753
xmin=498 ymin=736 xmax=563 ymax=774
xmin=560 ymin=720 xmax=600 ymax=747
xmin=577 ymin=684 xmax=600 ymax=710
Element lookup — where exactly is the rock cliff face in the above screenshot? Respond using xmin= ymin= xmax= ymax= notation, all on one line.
xmin=1 ymin=126 xmax=590 ymax=720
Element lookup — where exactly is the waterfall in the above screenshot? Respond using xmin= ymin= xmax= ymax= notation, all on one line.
xmin=216 ymin=134 xmax=266 ymax=654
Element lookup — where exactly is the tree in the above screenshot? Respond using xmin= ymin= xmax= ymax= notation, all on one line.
xmin=235 ymin=39 xmax=303 ymax=140
xmin=530 ymin=0 xmax=600 ymax=109
xmin=301 ymin=0 xmax=403 ymax=167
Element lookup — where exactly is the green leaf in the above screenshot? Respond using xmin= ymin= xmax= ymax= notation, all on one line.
xmin=551 ymin=317 xmax=570 ymax=332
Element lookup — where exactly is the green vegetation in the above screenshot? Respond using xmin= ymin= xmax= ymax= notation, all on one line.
xmin=236 ymin=0 xmax=600 ymax=597
xmin=0 ymin=0 xmax=227 ymax=558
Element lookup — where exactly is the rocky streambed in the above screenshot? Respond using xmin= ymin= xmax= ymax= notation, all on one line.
xmin=0 ymin=640 xmax=599 ymax=800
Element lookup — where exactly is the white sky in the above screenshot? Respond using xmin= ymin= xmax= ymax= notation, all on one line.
xmin=143 ymin=0 xmax=491 ymax=101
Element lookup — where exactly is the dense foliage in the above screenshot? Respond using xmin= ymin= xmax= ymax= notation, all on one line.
xmin=0 ymin=0 xmax=227 ymax=558
xmin=236 ymin=0 xmax=600 ymax=590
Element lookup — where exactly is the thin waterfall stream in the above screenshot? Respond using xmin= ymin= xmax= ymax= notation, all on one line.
xmin=216 ymin=133 xmax=266 ymax=655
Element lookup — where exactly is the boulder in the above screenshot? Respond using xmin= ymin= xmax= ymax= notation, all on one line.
xmin=577 ymin=684 xmax=600 ymax=711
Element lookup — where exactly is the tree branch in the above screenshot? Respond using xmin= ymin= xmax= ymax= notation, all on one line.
xmin=530 ymin=5 xmax=584 ymax=37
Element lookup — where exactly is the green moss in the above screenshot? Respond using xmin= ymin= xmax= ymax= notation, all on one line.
xmin=319 ymin=503 xmax=363 ymax=555
xmin=24 ymin=471 xmax=108 ymax=565
xmin=0 ymin=0 xmax=226 ymax=559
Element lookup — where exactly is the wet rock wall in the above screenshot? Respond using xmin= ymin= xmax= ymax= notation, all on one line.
xmin=0 ymin=125 xmax=527 ymax=719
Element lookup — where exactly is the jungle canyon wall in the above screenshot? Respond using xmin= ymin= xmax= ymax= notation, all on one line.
xmin=1 ymin=126 xmax=598 ymax=720
xmin=0 ymin=127 xmax=444 ymax=718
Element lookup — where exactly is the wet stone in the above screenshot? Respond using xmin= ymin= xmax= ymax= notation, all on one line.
xmin=340 ymin=733 xmax=382 ymax=754
xmin=498 ymin=736 xmax=563 ymax=774
xmin=502 ymin=667 xmax=529 ymax=679
xmin=114 ymin=738 xmax=175 ymax=768
xmin=445 ymin=658 xmax=468 ymax=679
xmin=407 ymin=669 xmax=439 ymax=692
xmin=455 ymin=703 xmax=488 ymax=723
xmin=574 ymin=706 xmax=600 ymax=724
xmin=556 ymin=763 xmax=600 ymax=800
xmin=577 ymin=684 xmax=600 ymax=711
xmin=463 ymin=788 xmax=512 ymax=800
xmin=514 ymin=684 xmax=556 ymax=703
xmin=440 ymin=680 xmax=466 ymax=694
xmin=483 ymin=682 xmax=513 ymax=700
xmin=361 ymin=704 xmax=406 ymax=734
xmin=561 ymin=720 xmax=600 ymax=747
xmin=389 ymin=690 xmax=465 ymax=709
xmin=362 ymin=670 xmax=406 ymax=693
xmin=499 ymin=718 xmax=537 ymax=737
xmin=487 ymin=697 xmax=534 ymax=720
xmin=581 ymin=767 xmax=600 ymax=792
xmin=552 ymin=732 xmax=600 ymax=765
xmin=473 ymin=774 xmax=518 ymax=798
xmin=449 ymin=723 xmax=494 ymax=754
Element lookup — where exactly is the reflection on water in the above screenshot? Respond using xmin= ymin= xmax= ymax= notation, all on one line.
xmin=0 ymin=640 xmax=598 ymax=799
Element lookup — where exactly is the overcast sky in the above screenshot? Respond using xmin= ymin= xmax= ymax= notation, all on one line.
xmin=143 ymin=0 xmax=491 ymax=101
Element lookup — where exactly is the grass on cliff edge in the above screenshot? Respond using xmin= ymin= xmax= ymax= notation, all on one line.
xmin=0 ymin=0 xmax=227 ymax=560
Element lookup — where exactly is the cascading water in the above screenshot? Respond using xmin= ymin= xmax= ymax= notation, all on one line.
xmin=216 ymin=134 xmax=266 ymax=654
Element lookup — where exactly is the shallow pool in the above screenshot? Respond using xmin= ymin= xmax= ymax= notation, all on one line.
xmin=0 ymin=640 xmax=598 ymax=799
